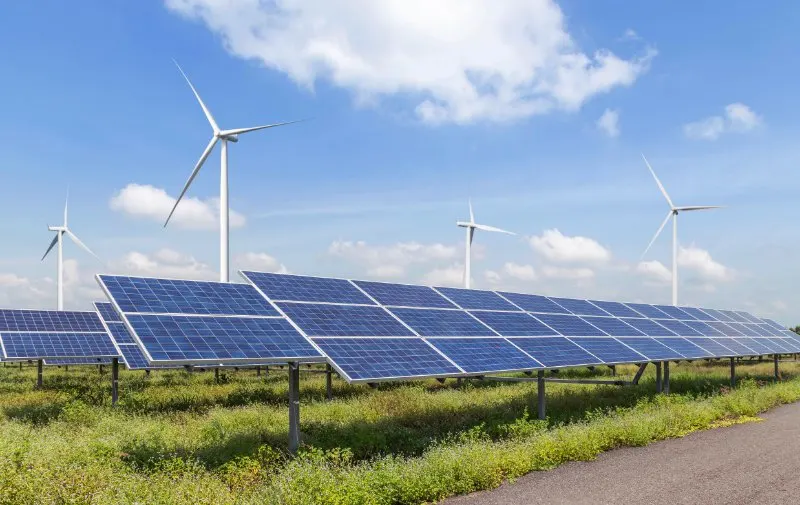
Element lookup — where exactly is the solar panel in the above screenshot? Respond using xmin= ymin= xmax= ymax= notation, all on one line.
xmin=353 ymin=280 xmax=456 ymax=309
xmin=774 ymin=338 xmax=800 ymax=353
xmin=588 ymin=300 xmax=643 ymax=318
xmin=3 ymin=332 xmax=119 ymax=360
xmin=104 ymin=322 xmax=136 ymax=345
xmin=725 ymin=322 xmax=755 ymax=337
xmin=277 ymin=302 xmax=414 ymax=337
xmin=508 ymin=337 xmax=601 ymax=367
xmin=685 ymin=337 xmax=735 ymax=357
xmin=616 ymin=337 xmax=685 ymax=360
xmin=241 ymin=271 xmax=374 ymax=305
xmin=100 ymin=275 xmax=279 ymax=316
xmin=389 ymin=308 xmax=495 ymax=337
xmin=734 ymin=338 xmax=771 ymax=355
xmin=757 ymin=324 xmax=785 ymax=337
xmin=761 ymin=318 xmax=787 ymax=331
xmin=95 ymin=302 xmax=122 ymax=323
xmin=707 ymin=321 xmax=745 ymax=337
xmin=734 ymin=311 xmax=764 ymax=324
xmin=653 ymin=319 xmax=703 ymax=337
xmin=653 ymin=337 xmax=713 ymax=359
xmin=677 ymin=307 xmax=715 ymax=321
xmin=531 ymin=314 xmax=607 ymax=336
xmin=0 ymin=309 xmax=105 ymax=332
xmin=311 ymin=337 xmax=462 ymax=382
xmin=700 ymin=308 xmax=735 ymax=323
xmin=653 ymin=305 xmax=697 ymax=320
xmin=580 ymin=316 xmax=645 ymax=336
xmin=44 ymin=357 xmax=113 ymax=366
xmin=117 ymin=343 xmax=178 ymax=370
xmin=620 ymin=318 xmax=677 ymax=337
xmin=743 ymin=323 xmax=771 ymax=337
xmin=683 ymin=320 xmax=724 ymax=337
xmin=435 ymin=287 xmax=520 ymax=311
xmin=469 ymin=311 xmax=557 ymax=336
xmin=568 ymin=338 xmax=645 ymax=364
xmin=547 ymin=297 xmax=611 ymax=316
xmin=711 ymin=338 xmax=754 ymax=356
xmin=427 ymin=338 xmax=542 ymax=373
xmin=497 ymin=292 xmax=569 ymax=314
xmin=719 ymin=310 xmax=750 ymax=324
xmin=623 ymin=303 xmax=672 ymax=319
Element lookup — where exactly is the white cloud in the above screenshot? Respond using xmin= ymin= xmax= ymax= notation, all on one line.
xmin=529 ymin=229 xmax=611 ymax=263
xmin=541 ymin=265 xmax=595 ymax=280
xmin=328 ymin=240 xmax=458 ymax=278
xmin=112 ymin=248 xmax=217 ymax=280
xmin=636 ymin=260 xmax=671 ymax=284
xmin=234 ymin=252 xmax=289 ymax=274
xmin=596 ymin=108 xmax=620 ymax=137
xmin=503 ymin=262 xmax=538 ymax=281
xmin=421 ymin=263 xmax=464 ymax=287
xmin=484 ymin=270 xmax=502 ymax=285
xmin=165 ymin=0 xmax=655 ymax=124
xmin=110 ymin=184 xmax=246 ymax=230
xmin=678 ymin=246 xmax=732 ymax=281
xmin=683 ymin=103 xmax=762 ymax=140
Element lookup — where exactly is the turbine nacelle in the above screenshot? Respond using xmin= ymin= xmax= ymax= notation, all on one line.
xmin=218 ymin=133 xmax=239 ymax=143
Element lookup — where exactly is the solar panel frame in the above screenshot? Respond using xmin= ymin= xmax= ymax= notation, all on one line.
xmin=434 ymin=287 xmax=520 ymax=311
xmin=620 ymin=318 xmax=677 ymax=337
xmin=652 ymin=319 xmax=703 ymax=337
xmin=2 ymin=332 xmax=120 ymax=361
xmin=676 ymin=307 xmax=715 ymax=321
xmin=719 ymin=310 xmax=750 ymax=324
xmin=734 ymin=311 xmax=765 ymax=324
xmin=685 ymin=337 xmax=736 ymax=357
xmin=277 ymin=302 xmax=415 ymax=337
xmin=587 ymin=300 xmax=644 ymax=318
xmin=653 ymin=305 xmax=698 ymax=320
xmin=507 ymin=337 xmax=603 ymax=368
xmin=653 ymin=337 xmax=713 ymax=359
xmin=710 ymin=337 xmax=755 ymax=356
xmin=706 ymin=321 xmax=745 ymax=337
xmin=735 ymin=337 xmax=772 ymax=355
xmin=468 ymin=311 xmax=558 ymax=337
xmin=546 ymin=297 xmax=611 ymax=317
xmin=567 ymin=337 xmax=646 ymax=364
xmin=530 ymin=313 xmax=608 ymax=336
xmin=426 ymin=337 xmax=543 ymax=374
xmin=579 ymin=316 xmax=646 ymax=336
xmin=240 ymin=271 xmax=375 ymax=305
xmin=622 ymin=303 xmax=673 ymax=319
xmin=353 ymin=280 xmax=457 ymax=309
xmin=497 ymin=292 xmax=570 ymax=314
xmin=699 ymin=308 xmax=736 ymax=323
xmin=388 ymin=308 xmax=497 ymax=337
xmin=683 ymin=320 xmax=725 ymax=337
xmin=44 ymin=357 xmax=114 ymax=366
xmin=615 ymin=337 xmax=685 ymax=360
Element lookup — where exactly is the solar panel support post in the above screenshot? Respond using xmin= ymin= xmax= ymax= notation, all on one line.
xmin=537 ymin=370 xmax=546 ymax=420
xmin=774 ymin=354 xmax=780 ymax=381
xmin=325 ymin=364 xmax=333 ymax=401
xmin=288 ymin=362 xmax=301 ymax=454
xmin=36 ymin=360 xmax=43 ymax=388
xmin=655 ymin=362 xmax=662 ymax=393
xmin=215 ymin=368 xmax=219 ymax=383
xmin=256 ymin=366 xmax=261 ymax=377
xmin=631 ymin=363 xmax=647 ymax=385
xmin=663 ymin=361 xmax=670 ymax=394
xmin=111 ymin=358 xmax=119 ymax=406
xmin=609 ymin=365 xmax=616 ymax=377
xmin=145 ymin=370 xmax=150 ymax=377
xmin=730 ymin=357 xmax=736 ymax=388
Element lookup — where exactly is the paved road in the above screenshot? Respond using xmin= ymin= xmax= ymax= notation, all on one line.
xmin=444 ymin=402 xmax=800 ymax=505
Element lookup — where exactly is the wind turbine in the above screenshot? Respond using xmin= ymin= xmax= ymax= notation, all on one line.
xmin=456 ymin=200 xmax=515 ymax=289
xmin=640 ymin=154 xmax=721 ymax=305
xmin=41 ymin=192 xmax=100 ymax=310
xmin=164 ymin=61 xmax=302 ymax=282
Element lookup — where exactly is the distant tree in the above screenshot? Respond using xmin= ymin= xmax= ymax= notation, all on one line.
xmin=791 ymin=326 xmax=800 ymax=335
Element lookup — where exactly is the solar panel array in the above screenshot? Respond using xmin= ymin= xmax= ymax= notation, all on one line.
xmin=97 ymin=275 xmax=325 ymax=366
xmin=240 ymin=271 xmax=800 ymax=383
xmin=0 ymin=309 xmax=118 ymax=361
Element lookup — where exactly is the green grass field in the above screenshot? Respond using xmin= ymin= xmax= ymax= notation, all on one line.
xmin=0 ymin=359 xmax=798 ymax=504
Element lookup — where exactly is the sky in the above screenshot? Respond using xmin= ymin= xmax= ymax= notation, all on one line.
xmin=1 ymin=1 xmax=799 ymax=323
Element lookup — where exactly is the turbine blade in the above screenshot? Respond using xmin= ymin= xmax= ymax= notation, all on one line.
xmin=63 ymin=188 xmax=69 ymax=227
xmin=66 ymin=229 xmax=100 ymax=261
xmin=41 ymin=234 xmax=58 ymax=261
xmin=675 ymin=205 xmax=723 ymax=211
xmin=641 ymin=153 xmax=674 ymax=209
xmin=473 ymin=223 xmax=515 ymax=235
xmin=164 ymin=136 xmax=218 ymax=227
xmin=220 ymin=119 xmax=305 ymax=136
xmin=642 ymin=211 xmax=672 ymax=259
xmin=173 ymin=60 xmax=219 ymax=133
xmin=468 ymin=227 xmax=475 ymax=246
xmin=469 ymin=199 xmax=475 ymax=223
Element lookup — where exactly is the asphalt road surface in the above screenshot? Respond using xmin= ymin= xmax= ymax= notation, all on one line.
xmin=444 ymin=402 xmax=800 ymax=505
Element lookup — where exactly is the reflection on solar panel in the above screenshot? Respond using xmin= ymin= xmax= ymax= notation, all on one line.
xmin=353 ymin=280 xmax=455 ymax=308
xmin=588 ymin=300 xmax=643 ymax=318
xmin=621 ymin=318 xmax=676 ymax=336
xmin=427 ymin=338 xmax=542 ymax=373
xmin=653 ymin=305 xmax=697 ymax=320
xmin=389 ymin=308 xmax=495 ymax=337
xmin=469 ymin=311 xmax=556 ymax=336
xmin=616 ymin=337 xmax=684 ymax=360
xmin=435 ymin=287 xmax=519 ymax=311
xmin=580 ymin=316 xmax=644 ymax=336
xmin=508 ymin=337 xmax=600 ymax=367
xmin=654 ymin=319 xmax=703 ymax=337
xmin=568 ymin=338 xmax=645 ymax=363
xmin=548 ymin=297 xmax=610 ymax=317
xmin=532 ymin=314 xmax=607 ymax=336
xmin=654 ymin=337 xmax=712 ymax=359
xmin=498 ymin=292 xmax=569 ymax=313
xmin=623 ymin=303 xmax=672 ymax=319
xmin=311 ymin=337 xmax=462 ymax=382
xmin=279 ymin=303 xmax=414 ymax=337
xmin=242 ymin=271 xmax=374 ymax=305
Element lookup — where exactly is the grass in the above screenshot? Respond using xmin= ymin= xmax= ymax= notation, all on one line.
xmin=0 ymin=358 xmax=797 ymax=503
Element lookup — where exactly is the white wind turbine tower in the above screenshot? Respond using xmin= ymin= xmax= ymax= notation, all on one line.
xmin=457 ymin=200 xmax=515 ymax=289
xmin=41 ymin=192 xmax=100 ymax=310
xmin=164 ymin=61 xmax=302 ymax=282
xmin=640 ymin=154 xmax=721 ymax=306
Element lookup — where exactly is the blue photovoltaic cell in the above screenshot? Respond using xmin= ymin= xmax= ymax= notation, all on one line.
xmin=685 ymin=337 xmax=735 ymax=357
xmin=311 ymin=337 xmax=461 ymax=381
xmin=757 ymin=324 xmax=785 ymax=337
xmin=683 ymin=320 xmax=724 ymax=337
xmin=706 ymin=321 xmax=744 ymax=337
xmin=616 ymin=337 xmax=685 ymax=360
xmin=3 ymin=332 xmax=118 ymax=360
xmin=734 ymin=311 xmax=763 ymax=324
xmin=623 ymin=303 xmax=673 ymax=319
xmin=653 ymin=319 xmax=702 ymax=338
xmin=427 ymin=338 xmax=542 ymax=373
xmin=761 ymin=318 xmax=787 ymax=331
xmin=100 ymin=275 xmax=279 ymax=316
xmin=700 ymin=308 xmax=735 ymax=323
xmin=711 ymin=338 xmax=754 ymax=355
xmin=735 ymin=338 xmax=771 ymax=355
xmin=532 ymin=314 xmax=607 ymax=336
xmin=588 ymin=300 xmax=643 ymax=318
xmin=568 ymin=338 xmax=645 ymax=364
xmin=775 ymin=338 xmax=800 ymax=353
xmin=766 ymin=338 xmax=795 ymax=353
xmin=580 ymin=316 xmax=645 ymax=336
xmin=620 ymin=318 xmax=677 ymax=337
xmin=724 ymin=322 xmax=753 ymax=336
xmin=744 ymin=323 xmax=771 ymax=337
xmin=118 ymin=344 xmax=178 ymax=370
xmin=469 ymin=311 xmax=556 ymax=336
xmin=45 ymin=357 xmax=113 ymax=365
xmin=435 ymin=287 xmax=519 ymax=311
xmin=353 ymin=280 xmax=455 ymax=309
xmin=277 ymin=303 xmax=414 ymax=337
xmin=547 ymin=297 xmax=610 ymax=316
xmin=389 ymin=308 xmax=495 ymax=337
xmin=241 ymin=271 xmax=374 ymax=305
xmin=654 ymin=338 xmax=713 ymax=358
xmin=719 ymin=310 xmax=750 ymax=323
xmin=128 ymin=314 xmax=322 ymax=362
xmin=677 ymin=307 xmax=715 ymax=321
xmin=105 ymin=322 xmax=136 ymax=345
xmin=0 ymin=309 xmax=105 ymax=332
xmin=653 ymin=305 xmax=698 ymax=320
xmin=497 ymin=292 xmax=569 ymax=314
xmin=95 ymin=302 xmax=121 ymax=323
xmin=508 ymin=337 xmax=601 ymax=367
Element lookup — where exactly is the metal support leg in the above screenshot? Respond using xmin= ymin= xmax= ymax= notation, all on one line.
xmin=632 ymin=363 xmax=648 ymax=385
xmin=145 ymin=369 xmax=150 ymax=377
xmin=215 ymin=368 xmax=219 ymax=382
xmin=609 ymin=365 xmax=617 ymax=377
xmin=65 ymin=365 xmax=68 ymax=372
xmin=257 ymin=366 xmax=261 ymax=377
xmin=99 ymin=364 xmax=104 ymax=375
xmin=265 ymin=365 xmax=269 ymax=376
xmin=655 ymin=362 xmax=662 ymax=393
xmin=325 ymin=364 xmax=332 ymax=401
xmin=111 ymin=358 xmax=119 ymax=406
xmin=774 ymin=354 xmax=780 ymax=381
xmin=19 ymin=361 xmax=22 ymax=371
xmin=537 ymin=370 xmax=546 ymax=420
xmin=36 ymin=360 xmax=43 ymax=388
xmin=730 ymin=357 xmax=736 ymax=388
xmin=663 ymin=361 xmax=670 ymax=394
xmin=288 ymin=362 xmax=301 ymax=454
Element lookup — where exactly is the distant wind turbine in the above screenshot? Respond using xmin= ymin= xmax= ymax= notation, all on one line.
xmin=456 ymin=200 xmax=515 ymax=289
xmin=640 ymin=154 xmax=721 ymax=305
xmin=164 ymin=61 xmax=303 ymax=282
xmin=41 ymin=192 xmax=99 ymax=310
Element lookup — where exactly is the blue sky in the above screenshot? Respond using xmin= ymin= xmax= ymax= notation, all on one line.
xmin=1 ymin=1 xmax=799 ymax=322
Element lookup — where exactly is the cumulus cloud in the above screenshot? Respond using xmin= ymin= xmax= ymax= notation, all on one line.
xmin=112 ymin=248 xmax=217 ymax=280
xmin=328 ymin=240 xmax=458 ymax=278
xmin=165 ymin=0 xmax=655 ymax=124
xmin=110 ymin=184 xmax=246 ymax=230
xmin=235 ymin=252 xmax=289 ymax=274
xmin=503 ymin=262 xmax=538 ymax=281
xmin=683 ymin=103 xmax=762 ymax=140
xmin=529 ymin=229 xmax=611 ymax=264
xmin=420 ymin=263 xmax=465 ymax=287
xmin=636 ymin=260 xmax=671 ymax=284
xmin=678 ymin=246 xmax=732 ymax=281
xmin=596 ymin=108 xmax=620 ymax=137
